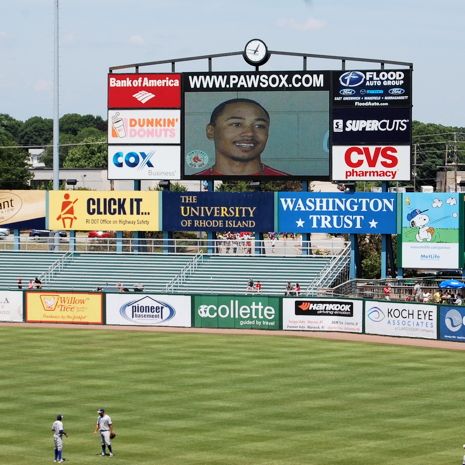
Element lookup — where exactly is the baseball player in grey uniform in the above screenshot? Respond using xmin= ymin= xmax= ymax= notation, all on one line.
xmin=51 ymin=414 xmax=67 ymax=463
xmin=94 ymin=408 xmax=114 ymax=456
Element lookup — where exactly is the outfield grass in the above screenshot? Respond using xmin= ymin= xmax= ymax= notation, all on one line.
xmin=0 ymin=326 xmax=465 ymax=465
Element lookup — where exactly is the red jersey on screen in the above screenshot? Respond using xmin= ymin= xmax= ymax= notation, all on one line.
xmin=195 ymin=164 xmax=288 ymax=176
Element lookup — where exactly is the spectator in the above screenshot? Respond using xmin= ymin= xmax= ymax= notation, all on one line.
xmin=454 ymin=294 xmax=463 ymax=305
xmin=294 ymin=283 xmax=301 ymax=296
xmin=246 ymin=279 xmax=254 ymax=294
xmin=285 ymin=282 xmax=293 ymax=296
xmin=28 ymin=279 xmax=34 ymax=290
xmin=133 ymin=283 xmax=144 ymax=292
xmin=34 ymin=277 xmax=42 ymax=289
xmin=17 ymin=278 xmax=22 ymax=290
xmin=254 ymin=281 xmax=262 ymax=294
xmin=383 ymin=283 xmax=392 ymax=301
xmin=422 ymin=290 xmax=431 ymax=303
xmin=413 ymin=281 xmax=422 ymax=302
xmin=432 ymin=289 xmax=442 ymax=303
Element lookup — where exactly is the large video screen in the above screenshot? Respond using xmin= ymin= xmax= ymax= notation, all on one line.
xmin=182 ymin=71 xmax=330 ymax=179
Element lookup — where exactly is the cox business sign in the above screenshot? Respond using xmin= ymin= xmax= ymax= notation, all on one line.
xmin=193 ymin=295 xmax=280 ymax=330
xmin=439 ymin=306 xmax=465 ymax=342
xmin=365 ymin=301 xmax=437 ymax=339
xmin=106 ymin=294 xmax=191 ymax=327
xmin=108 ymin=145 xmax=181 ymax=180
xmin=277 ymin=192 xmax=396 ymax=234
xmin=283 ymin=298 xmax=363 ymax=333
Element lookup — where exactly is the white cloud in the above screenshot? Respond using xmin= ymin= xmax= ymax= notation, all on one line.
xmin=33 ymin=80 xmax=52 ymax=92
xmin=128 ymin=35 xmax=145 ymax=46
xmin=277 ymin=17 xmax=326 ymax=32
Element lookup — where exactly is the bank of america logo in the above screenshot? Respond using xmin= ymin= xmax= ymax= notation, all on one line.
xmin=132 ymin=90 xmax=155 ymax=104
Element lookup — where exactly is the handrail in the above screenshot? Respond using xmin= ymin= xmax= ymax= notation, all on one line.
xmin=38 ymin=251 xmax=75 ymax=284
xmin=165 ymin=252 xmax=204 ymax=293
xmin=305 ymin=242 xmax=351 ymax=296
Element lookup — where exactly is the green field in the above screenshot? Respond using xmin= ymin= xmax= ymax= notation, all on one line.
xmin=1 ymin=326 xmax=465 ymax=465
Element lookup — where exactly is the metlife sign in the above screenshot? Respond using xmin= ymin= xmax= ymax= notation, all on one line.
xmin=332 ymin=69 xmax=411 ymax=108
xmin=108 ymin=145 xmax=181 ymax=180
xmin=332 ymin=107 xmax=411 ymax=145
xmin=365 ymin=301 xmax=437 ymax=339
xmin=277 ymin=192 xmax=397 ymax=234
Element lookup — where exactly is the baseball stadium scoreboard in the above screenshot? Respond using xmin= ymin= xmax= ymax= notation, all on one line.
xmin=107 ymin=40 xmax=412 ymax=182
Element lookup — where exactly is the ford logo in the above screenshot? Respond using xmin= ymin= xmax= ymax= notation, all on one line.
xmin=339 ymin=88 xmax=356 ymax=96
xmin=389 ymin=88 xmax=405 ymax=95
xmin=339 ymin=71 xmax=365 ymax=87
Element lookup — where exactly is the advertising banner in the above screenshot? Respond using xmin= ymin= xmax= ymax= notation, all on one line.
xmin=26 ymin=292 xmax=103 ymax=324
xmin=48 ymin=191 xmax=160 ymax=232
xmin=439 ymin=306 xmax=465 ymax=342
xmin=163 ymin=192 xmax=274 ymax=232
xmin=107 ymin=73 xmax=181 ymax=108
xmin=183 ymin=71 xmax=330 ymax=179
xmin=331 ymin=145 xmax=411 ymax=181
xmin=332 ymin=107 xmax=411 ymax=145
xmin=332 ymin=69 xmax=411 ymax=108
xmin=193 ymin=295 xmax=280 ymax=330
xmin=277 ymin=192 xmax=397 ymax=234
xmin=0 ymin=190 xmax=46 ymax=229
xmin=108 ymin=109 xmax=181 ymax=144
xmin=365 ymin=300 xmax=437 ymax=339
xmin=400 ymin=193 xmax=461 ymax=269
xmin=106 ymin=294 xmax=191 ymax=327
xmin=107 ymin=145 xmax=181 ymax=180
xmin=283 ymin=298 xmax=363 ymax=333
xmin=0 ymin=291 xmax=23 ymax=322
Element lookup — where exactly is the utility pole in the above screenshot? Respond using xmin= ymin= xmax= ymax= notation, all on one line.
xmin=454 ymin=132 xmax=458 ymax=192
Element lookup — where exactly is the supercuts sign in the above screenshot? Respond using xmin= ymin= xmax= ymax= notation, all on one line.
xmin=108 ymin=73 xmax=181 ymax=108
xmin=331 ymin=145 xmax=410 ymax=181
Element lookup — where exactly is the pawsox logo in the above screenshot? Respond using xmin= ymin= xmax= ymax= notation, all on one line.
xmin=119 ymin=296 xmax=175 ymax=324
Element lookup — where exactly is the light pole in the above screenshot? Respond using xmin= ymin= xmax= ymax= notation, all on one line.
xmin=53 ymin=0 xmax=60 ymax=191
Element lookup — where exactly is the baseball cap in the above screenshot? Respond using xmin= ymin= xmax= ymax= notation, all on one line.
xmin=97 ymin=408 xmax=105 ymax=413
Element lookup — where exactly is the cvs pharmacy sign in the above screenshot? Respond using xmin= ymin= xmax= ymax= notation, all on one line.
xmin=331 ymin=145 xmax=410 ymax=181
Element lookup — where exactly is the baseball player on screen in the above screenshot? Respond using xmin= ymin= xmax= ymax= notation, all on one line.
xmin=51 ymin=414 xmax=67 ymax=463
xmin=94 ymin=408 xmax=114 ymax=456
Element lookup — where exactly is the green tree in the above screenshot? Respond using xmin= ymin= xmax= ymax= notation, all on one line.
xmin=63 ymin=135 xmax=107 ymax=168
xmin=60 ymin=113 xmax=106 ymax=135
xmin=0 ymin=114 xmax=23 ymax=140
xmin=18 ymin=116 xmax=52 ymax=147
xmin=0 ymin=130 xmax=32 ymax=188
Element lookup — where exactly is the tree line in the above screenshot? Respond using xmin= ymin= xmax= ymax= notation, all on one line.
xmin=1 ymin=113 xmax=465 ymax=190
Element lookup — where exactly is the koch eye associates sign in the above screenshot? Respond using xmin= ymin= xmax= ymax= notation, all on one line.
xmin=283 ymin=298 xmax=363 ymax=333
xmin=365 ymin=301 xmax=437 ymax=339
xmin=277 ymin=192 xmax=397 ymax=234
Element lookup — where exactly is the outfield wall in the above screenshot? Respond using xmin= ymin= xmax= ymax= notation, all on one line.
xmin=2 ymin=290 xmax=465 ymax=344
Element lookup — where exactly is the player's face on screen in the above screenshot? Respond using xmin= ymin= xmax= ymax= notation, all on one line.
xmin=207 ymin=102 xmax=269 ymax=163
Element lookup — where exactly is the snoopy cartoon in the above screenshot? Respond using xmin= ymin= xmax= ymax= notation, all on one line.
xmin=407 ymin=208 xmax=435 ymax=242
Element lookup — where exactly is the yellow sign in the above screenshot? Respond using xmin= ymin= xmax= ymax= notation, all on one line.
xmin=0 ymin=190 xmax=46 ymax=227
xmin=26 ymin=292 xmax=103 ymax=324
xmin=48 ymin=191 xmax=160 ymax=231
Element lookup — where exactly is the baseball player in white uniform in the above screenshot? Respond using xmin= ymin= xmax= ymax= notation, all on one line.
xmin=51 ymin=414 xmax=67 ymax=463
xmin=95 ymin=408 xmax=114 ymax=456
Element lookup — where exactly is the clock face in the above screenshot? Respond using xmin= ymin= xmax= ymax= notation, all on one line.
xmin=244 ymin=39 xmax=269 ymax=66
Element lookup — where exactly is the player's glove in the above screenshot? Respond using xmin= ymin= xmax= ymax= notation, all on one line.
xmin=110 ymin=432 xmax=116 ymax=439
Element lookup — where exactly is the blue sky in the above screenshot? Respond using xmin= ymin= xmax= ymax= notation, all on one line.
xmin=1 ymin=0 xmax=464 ymax=126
